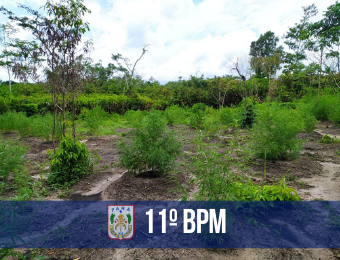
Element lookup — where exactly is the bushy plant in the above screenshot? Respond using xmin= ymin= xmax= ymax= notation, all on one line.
xmin=123 ymin=109 xmax=148 ymax=128
xmin=119 ymin=110 xmax=182 ymax=176
xmin=182 ymin=133 xmax=300 ymax=201
xmin=250 ymin=103 xmax=304 ymax=160
xmin=48 ymin=136 xmax=93 ymax=188
xmin=188 ymin=103 xmax=207 ymax=128
xmin=220 ymin=107 xmax=236 ymax=125
xmin=240 ymin=104 xmax=256 ymax=129
xmin=188 ymin=113 xmax=202 ymax=128
xmin=309 ymin=94 xmax=334 ymax=120
xmin=191 ymin=103 xmax=207 ymax=114
xmin=254 ymin=178 xmax=300 ymax=201
xmin=328 ymin=96 xmax=340 ymax=124
xmin=185 ymin=133 xmax=236 ymax=201
xmin=234 ymin=179 xmax=300 ymax=201
xmin=0 ymin=137 xmax=28 ymax=181
xmin=164 ymin=105 xmax=186 ymax=125
xmin=31 ymin=113 xmax=54 ymax=140
xmin=84 ymin=106 xmax=107 ymax=134
xmin=202 ymin=114 xmax=221 ymax=137
xmin=295 ymin=102 xmax=318 ymax=133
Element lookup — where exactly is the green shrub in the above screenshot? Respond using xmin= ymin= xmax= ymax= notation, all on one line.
xmin=31 ymin=113 xmax=54 ymax=141
xmin=191 ymin=103 xmax=207 ymax=114
xmin=220 ymin=107 xmax=236 ymax=125
xmin=84 ymin=106 xmax=107 ymax=134
xmin=188 ymin=113 xmax=202 ymax=128
xmin=164 ymin=105 xmax=186 ymax=125
xmin=119 ymin=110 xmax=182 ymax=176
xmin=0 ymin=137 xmax=28 ymax=181
xmin=240 ymin=104 xmax=256 ymax=129
xmin=250 ymin=103 xmax=304 ymax=160
xmin=254 ymin=178 xmax=300 ymax=201
xmin=234 ymin=179 xmax=300 ymax=201
xmin=328 ymin=96 xmax=340 ymax=124
xmin=185 ymin=133 xmax=236 ymax=201
xmin=310 ymin=94 xmax=334 ymax=120
xmin=320 ymin=134 xmax=340 ymax=144
xmin=183 ymin=133 xmax=300 ymax=201
xmin=295 ymin=102 xmax=318 ymax=133
xmin=188 ymin=103 xmax=207 ymax=128
xmin=123 ymin=109 xmax=148 ymax=128
xmin=202 ymin=114 xmax=221 ymax=137
xmin=48 ymin=136 xmax=93 ymax=188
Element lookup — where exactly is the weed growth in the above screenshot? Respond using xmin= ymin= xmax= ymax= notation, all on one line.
xmin=0 ymin=137 xmax=28 ymax=181
xmin=250 ymin=102 xmax=304 ymax=160
xmin=48 ymin=136 xmax=93 ymax=188
xmin=84 ymin=106 xmax=107 ymax=134
xmin=119 ymin=110 xmax=182 ymax=176
xmin=240 ymin=104 xmax=256 ymax=129
xmin=164 ymin=105 xmax=186 ymax=125
xmin=320 ymin=134 xmax=340 ymax=144
xmin=182 ymin=132 xmax=300 ymax=201
xmin=188 ymin=103 xmax=207 ymax=128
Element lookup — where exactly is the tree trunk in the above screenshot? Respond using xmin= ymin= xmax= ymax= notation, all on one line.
xmin=318 ymin=47 xmax=323 ymax=98
xmin=243 ymin=79 xmax=247 ymax=107
xmin=7 ymin=68 xmax=11 ymax=95
xmin=72 ymin=93 xmax=76 ymax=140
xmin=52 ymin=88 xmax=57 ymax=150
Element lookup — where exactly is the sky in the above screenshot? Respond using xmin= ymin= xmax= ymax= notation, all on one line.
xmin=0 ymin=0 xmax=337 ymax=84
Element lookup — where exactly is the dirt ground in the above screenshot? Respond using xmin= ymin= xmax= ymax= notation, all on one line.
xmin=4 ymin=121 xmax=340 ymax=259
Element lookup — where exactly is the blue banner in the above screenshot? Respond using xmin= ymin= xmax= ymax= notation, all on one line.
xmin=1 ymin=201 xmax=340 ymax=248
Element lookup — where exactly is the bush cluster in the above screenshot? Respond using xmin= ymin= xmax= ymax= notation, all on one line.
xmin=0 ymin=94 xmax=168 ymax=116
xmin=164 ymin=105 xmax=187 ymax=125
xmin=119 ymin=110 xmax=182 ymax=176
xmin=48 ymin=136 xmax=93 ymax=188
xmin=250 ymin=102 xmax=304 ymax=160
xmin=185 ymin=134 xmax=300 ymax=201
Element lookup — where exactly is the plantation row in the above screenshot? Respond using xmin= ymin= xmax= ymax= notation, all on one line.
xmin=0 ymin=93 xmax=168 ymax=116
xmin=1 ymin=90 xmax=340 ymax=156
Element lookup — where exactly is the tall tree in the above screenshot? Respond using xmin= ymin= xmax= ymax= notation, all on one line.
xmin=315 ymin=1 xmax=340 ymax=89
xmin=283 ymin=4 xmax=318 ymax=74
xmin=1 ymin=0 xmax=92 ymax=142
xmin=0 ymin=23 xmax=18 ymax=94
xmin=250 ymin=31 xmax=283 ymax=78
xmin=302 ymin=2 xmax=340 ymax=95
xmin=6 ymin=40 xmax=42 ymax=95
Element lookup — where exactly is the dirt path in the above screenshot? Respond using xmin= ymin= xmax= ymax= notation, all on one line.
xmin=298 ymin=124 xmax=340 ymax=201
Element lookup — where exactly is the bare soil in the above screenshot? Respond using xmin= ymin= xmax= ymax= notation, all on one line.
xmin=4 ymin=121 xmax=340 ymax=259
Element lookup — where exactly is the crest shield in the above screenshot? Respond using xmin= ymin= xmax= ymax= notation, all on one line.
xmin=108 ymin=205 xmax=135 ymax=241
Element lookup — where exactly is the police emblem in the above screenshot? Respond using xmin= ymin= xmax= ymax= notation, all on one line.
xmin=108 ymin=205 xmax=135 ymax=241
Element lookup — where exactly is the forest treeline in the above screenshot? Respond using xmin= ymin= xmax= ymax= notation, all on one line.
xmin=1 ymin=2 xmax=340 ymax=114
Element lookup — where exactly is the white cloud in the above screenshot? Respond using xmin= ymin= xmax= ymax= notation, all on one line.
xmin=0 ymin=0 xmax=337 ymax=84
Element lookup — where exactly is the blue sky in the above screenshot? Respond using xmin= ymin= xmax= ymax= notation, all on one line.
xmin=0 ymin=0 xmax=337 ymax=84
